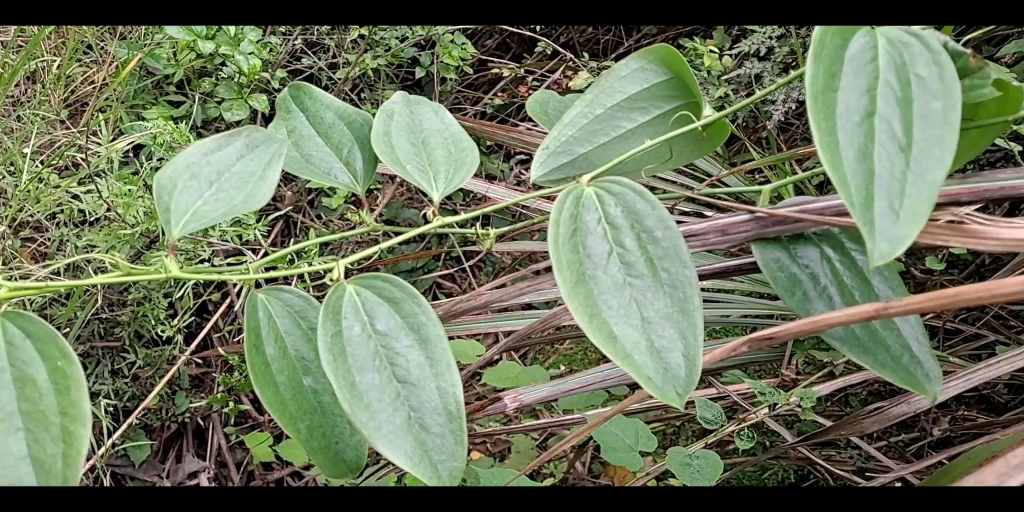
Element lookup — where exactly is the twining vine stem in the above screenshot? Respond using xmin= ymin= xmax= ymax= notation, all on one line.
xmin=0 ymin=187 xmax=568 ymax=301
xmin=0 ymin=68 xmax=812 ymax=303
xmin=579 ymin=67 xmax=807 ymax=184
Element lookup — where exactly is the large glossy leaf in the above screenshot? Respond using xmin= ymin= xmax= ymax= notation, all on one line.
xmin=317 ymin=273 xmax=467 ymax=486
xmin=152 ymin=125 xmax=286 ymax=241
xmin=525 ymin=89 xmax=581 ymax=130
xmin=0 ymin=310 xmax=91 ymax=486
xmin=805 ymin=26 xmax=962 ymax=267
xmin=933 ymin=32 xmax=1024 ymax=171
xmin=243 ymin=286 xmax=368 ymax=480
xmin=530 ymin=43 xmax=730 ymax=186
xmin=549 ymin=176 xmax=703 ymax=410
xmin=267 ymin=82 xmax=378 ymax=194
xmin=750 ymin=227 xmax=942 ymax=400
xmin=370 ymin=91 xmax=479 ymax=205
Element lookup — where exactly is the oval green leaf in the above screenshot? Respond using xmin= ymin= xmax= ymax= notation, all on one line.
xmin=751 ymin=227 xmax=942 ymax=400
xmin=805 ymin=26 xmax=962 ymax=267
xmin=734 ymin=428 xmax=757 ymax=450
xmin=932 ymin=31 xmax=1016 ymax=104
xmin=267 ymin=82 xmax=378 ymax=194
xmin=953 ymin=79 xmax=1024 ymax=171
xmin=370 ymin=91 xmax=480 ymax=205
xmin=931 ymin=31 xmax=1024 ymax=171
xmin=591 ymin=414 xmax=658 ymax=471
xmin=530 ymin=43 xmax=730 ymax=186
xmin=666 ymin=447 xmax=723 ymax=487
xmin=525 ymin=89 xmax=581 ymax=130
xmin=693 ymin=397 xmax=726 ymax=430
xmin=152 ymin=125 xmax=286 ymax=241
xmin=549 ymin=176 xmax=704 ymax=410
xmin=243 ymin=286 xmax=368 ymax=480
xmin=0 ymin=310 xmax=91 ymax=486
xmin=317 ymin=273 xmax=467 ymax=486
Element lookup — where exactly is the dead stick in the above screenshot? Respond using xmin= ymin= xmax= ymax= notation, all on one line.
xmin=82 ymin=221 xmax=284 ymax=476
xmin=508 ymin=272 xmax=1024 ymax=485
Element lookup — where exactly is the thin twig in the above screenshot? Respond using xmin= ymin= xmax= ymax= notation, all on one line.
xmin=81 ymin=221 xmax=285 ymax=477
xmin=507 ymin=269 xmax=1024 ymax=485
xmin=497 ymin=26 xmax=586 ymax=70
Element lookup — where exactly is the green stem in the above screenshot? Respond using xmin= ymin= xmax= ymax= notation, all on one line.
xmin=790 ymin=27 xmax=805 ymax=68
xmin=0 ymin=187 xmax=565 ymax=301
xmin=960 ymin=109 xmax=1024 ymax=131
xmin=657 ymin=167 xmax=825 ymax=201
xmin=249 ymin=226 xmax=375 ymax=271
xmin=182 ymin=214 xmax=551 ymax=276
xmin=2 ymin=60 xmax=802 ymax=301
xmin=580 ymin=66 xmax=807 ymax=184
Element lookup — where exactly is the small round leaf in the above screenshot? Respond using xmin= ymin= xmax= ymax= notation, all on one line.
xmin=666 ymin=447 xmax=723 ymax=487
xmin=734 ymin=428 xmax=757 ymax=450
xmin=525 ymin=89 xmax=581 ymax=130
xmin=693 ymin=397 xmax=727 ymax=430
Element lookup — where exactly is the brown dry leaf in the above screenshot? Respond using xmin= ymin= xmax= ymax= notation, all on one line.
xmin=167 ymin=452 xmax=210 ymax=486
xmin=107 ymin=456 xmax=166 ymax=484
xmin=603 ymin=464 xmax=634 ymax=486
xmin=17 ymin=247 xmax=36 ymax=265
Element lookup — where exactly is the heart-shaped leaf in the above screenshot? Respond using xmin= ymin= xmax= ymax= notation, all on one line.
xmin=318 ymin=273 xmax=467 ymax=486
xmin=751 ymin=227 xmax=942 ymax=400
xmin=152 ymin=125 xmax=286 ymax=241
xmin=549 ymin=176 xmax=704 ymax=410
xmin=481 ymin=360 xmax=549 ymax=389
xmin=805 ymin=26 xmax=962 ymax=266
xmin=220 ymin=99 xmax=251 ymax=122
xmin=734 ymin=428 xmax=757 ymax=450
xmin=556 ymin=390 xmax=609 ymax=412
xmin=370 ymin=91 xmax=480 ymax=205
xmin=243 ymin=286 xmax=368 ymax=480
xmin=666 ymin=447 xmax=723 ymax=487
xmin=525 ymin=89 xmax=581 ymax=130
xmin=592 ymin=415 xmax=658 ymax=471
xmin=693 ymin=397 xmax=726 ymax=430
xmin=268 ymin=82 xmax=378 ymax=194
xmin=449 ymin=339 xmax=485 ymax=364
xmin=0 ymin=310 xmax=92 ymax=486
xmin=530 ymin=43 xmax=730 ymax=186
